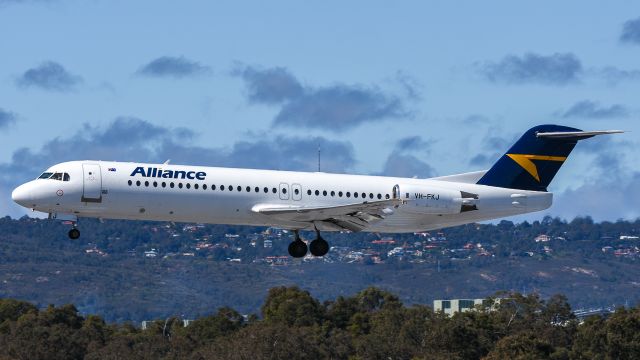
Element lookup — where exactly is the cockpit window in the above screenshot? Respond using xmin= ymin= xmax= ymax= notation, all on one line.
xmin=39 ymin=172 xmax=70 ymax=181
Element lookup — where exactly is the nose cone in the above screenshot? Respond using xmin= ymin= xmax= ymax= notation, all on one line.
xmin=11 ymin=183 xmax=32 ymax=207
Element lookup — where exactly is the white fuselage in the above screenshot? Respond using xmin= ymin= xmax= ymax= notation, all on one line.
xmin=12 ymin=160 xmax=552 ymax=233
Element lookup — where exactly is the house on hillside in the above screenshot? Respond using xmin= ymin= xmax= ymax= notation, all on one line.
xmin=144 ymin=249 xmax=159 ymax=258
xmin=534 ymin=234 xmax=551 ymax=243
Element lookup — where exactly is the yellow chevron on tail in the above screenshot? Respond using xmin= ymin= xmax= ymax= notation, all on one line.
xmin=506 ymin=154 xmax=567 ymax=182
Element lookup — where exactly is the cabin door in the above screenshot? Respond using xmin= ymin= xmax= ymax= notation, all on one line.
xmin=82 ymin=164 xmax=102 ymax=203
xmin=279 ymin=183 xmax=290 ymax=200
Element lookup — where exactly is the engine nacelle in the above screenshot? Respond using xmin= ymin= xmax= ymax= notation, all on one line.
xmin=394 ymin=184 xmax=478 ymax=215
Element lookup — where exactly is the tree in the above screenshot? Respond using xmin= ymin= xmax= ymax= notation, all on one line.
xmin=184 ymin=306 xmax=244 ymax=343
xmin=261 ymin=286 xmax=324 ymax=327
xmin=601 ymin=307 xmax=640 ymax=359
xmin=484 ymin=331 xmax=554 ymax=360
xmin=355 ymin=287 xmax=402 ymax=313
xmin=0 ymin=299 xmax=37 ymax=324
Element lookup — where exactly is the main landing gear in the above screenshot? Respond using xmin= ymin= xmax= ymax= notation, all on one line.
xmin=287 ymin=229 xmax=330 ymax=258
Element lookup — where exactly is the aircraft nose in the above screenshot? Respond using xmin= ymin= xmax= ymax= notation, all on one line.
xmin=11 ymin=183 xmax=32 ymax=206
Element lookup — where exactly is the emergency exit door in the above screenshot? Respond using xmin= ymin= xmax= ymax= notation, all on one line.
xmin=82 ymin=164 xmax=102 ymax=203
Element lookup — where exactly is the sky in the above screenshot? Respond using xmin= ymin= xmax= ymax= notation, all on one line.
xmin=0 ymin=0 xmax=639 ymax=222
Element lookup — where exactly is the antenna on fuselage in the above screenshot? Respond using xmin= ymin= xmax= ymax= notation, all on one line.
xmin=163 ymin=159 xmax=171 ymax=165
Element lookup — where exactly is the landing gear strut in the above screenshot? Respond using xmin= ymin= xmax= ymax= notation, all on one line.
xmin=68 ymin=227 xmax=80 ymax=240
xmin=288 ymin=230 xmax=308 ymax=258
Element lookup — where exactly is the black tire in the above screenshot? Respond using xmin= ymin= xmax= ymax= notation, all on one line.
xmin=310 ymin=238 xmax=329 ymax=257
xmin=288 ymin=240 xmax=308 ymax=258
xmin=68 ymin=228 xmax=80 ymax=240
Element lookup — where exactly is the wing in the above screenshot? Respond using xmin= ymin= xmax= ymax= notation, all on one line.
xmin=251 ymin=199 xmax=402 ymax=232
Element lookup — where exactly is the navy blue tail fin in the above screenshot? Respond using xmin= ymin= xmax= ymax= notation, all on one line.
xmin=476 ymin=125 xmax=582 ymax=191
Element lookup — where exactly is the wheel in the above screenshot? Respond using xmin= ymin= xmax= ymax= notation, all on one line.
xmin=310 ymin=238 xmax=329 ymax=257
xmin=68 ymin=228 xmax=80 ymax=240
xmin=288 ymin=240 xmax=308 ymax=258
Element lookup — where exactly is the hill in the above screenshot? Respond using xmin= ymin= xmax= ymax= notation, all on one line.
xmin=0 ymin=216 xmax=639 ymax=322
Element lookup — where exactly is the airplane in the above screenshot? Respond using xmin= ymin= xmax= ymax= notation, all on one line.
xmin=11 ymin=124 xmax=622 ymax=258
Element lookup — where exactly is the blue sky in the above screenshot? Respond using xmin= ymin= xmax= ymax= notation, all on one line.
xmin=1 ymin=0 xmax=639 ymax=221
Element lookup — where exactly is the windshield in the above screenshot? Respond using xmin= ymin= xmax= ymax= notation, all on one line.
xmin=37 ymin=172 xmax=71 ymax=181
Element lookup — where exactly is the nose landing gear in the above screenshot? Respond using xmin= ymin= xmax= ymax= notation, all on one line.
xmin=49 ymin=213 xmax=80 ymax=240
xmin=68 ymin=227 xmax=80 ymax=240
xmin=287 ymin=228 xmax=330 ymax=258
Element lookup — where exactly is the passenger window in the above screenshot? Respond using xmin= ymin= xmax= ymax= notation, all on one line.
xmin=264 ymin=187 xmax=268 ymax=193
xmin=212 ymin=185 xmax=216 ymax=190
xmin=153 ymin=181 xmax=158 ymax=187
xmin=255 ymin=187 xmax=259 ymax=192
xmin=144 ymin=181 xmax=149 ymax=187
xmin=63 ymin=173 xmax=70 ymax=181
xmin=377 ymin=194 xmax=382 ymax=199
xmin=330 ymin=191 xmax=335 ymax=197
xmin=385 ymin=194 xmax=390 ymax=199
xmin=136 ymin=180 xmax=141 ymax=186
xmin=307 ymin=189 xmax=312 ymax=195
xmin=221 ymin=185 xmax=225 ymax=191
xmin=170 ymin=182 xmax=175 ymax=188
xmin=323 ymin=190 xmax=327 ymax=196
xmin=282 ymin=188 xmax=287 ymax=194
xmin=237 ymin=186 xmax=242 ymax=192
xmin=178 ymin=183 xmax=183 ymax=189
xmin=194 ymin=184 xmax=199 ymax=189
xmin=246 ymin=186 xmax=251 ymax=192
xmin=128 ymin=180 xmax=132 ymax=186
xmin=294 ymin=189 xmax=299 ymax=195
xmin=229 ymin=185 xmax=233 ymax=191
xmin=369 ymin=193 xmax=373 ymax=199
xmin=162 ymin=182 xmax=166 ymax=188
xmin=272 ymin=188 xmax=277 ymax=193
xmin=354 ymin=192 xmax=358 ymax=198
xmin=346 ymin=192 xmax=351 ymax=198
xmin=186 ymin=183 xmax=191 ymax=189
xmin=362 ymin=193 xmax=366 ymax=199
xmin=315 ymin=190 xmax=319 ymax=196
xmin=203 ymin=184 xmax=207 ymax=190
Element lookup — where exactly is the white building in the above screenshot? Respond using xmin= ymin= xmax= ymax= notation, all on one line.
xmin=433 ymin=298 xmax=502 ymax=316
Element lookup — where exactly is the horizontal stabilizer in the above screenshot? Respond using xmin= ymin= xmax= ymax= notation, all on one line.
xmin=536 ymin=130 xmax=624 ymax=140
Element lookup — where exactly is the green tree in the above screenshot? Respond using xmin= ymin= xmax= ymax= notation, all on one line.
xmin=0 ymin=299 xmax=38 ymax=324
xmin=184 ymin=306 xmax=244 ymax=343
xmin=261 ymin=286 xmax=324 ymax=327
xmin=484 ymin=331 xmax=554 ymax=360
